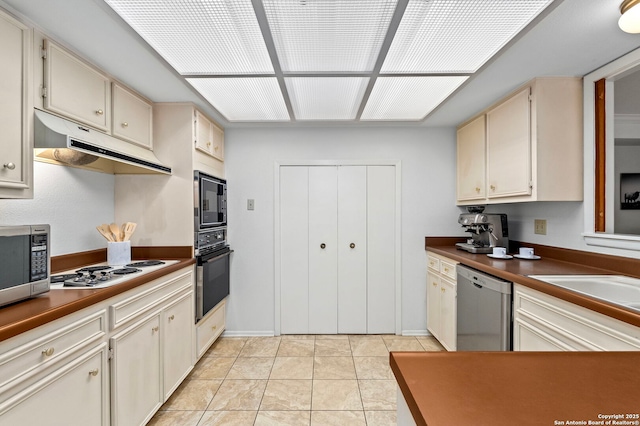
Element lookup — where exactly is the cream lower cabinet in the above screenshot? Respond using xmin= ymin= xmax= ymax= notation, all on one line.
xmin=0 ymin=310 xmax=109 ymax=425
xmin=513 ymin=284 xmax=640 ymax=351
xmin=110 ymin=272 xmax=194 ymax=426
xmin=0 ymin=8 xmax=33 ymax=199
xmin=196 ymin=299 xmax=226 ymax=359
xmin=426 ymin=252 xmax=458 ymax=351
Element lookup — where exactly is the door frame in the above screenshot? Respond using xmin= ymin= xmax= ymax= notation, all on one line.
xmin=274 ymin=160 xmax=402 ymax=335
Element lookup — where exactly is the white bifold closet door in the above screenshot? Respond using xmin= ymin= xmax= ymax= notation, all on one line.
xmin=280 ymin=165 xmax=395 ymax=334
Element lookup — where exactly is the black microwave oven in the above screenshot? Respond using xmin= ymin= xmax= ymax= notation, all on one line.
xmin=194 ymin=171 xmax=227 ymax=231
xmin=0 ymin=224 xmax=50 ymax=307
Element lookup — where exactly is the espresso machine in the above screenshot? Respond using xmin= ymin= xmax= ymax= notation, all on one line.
xmin=455 ymin=207 xmax=509 ymax=254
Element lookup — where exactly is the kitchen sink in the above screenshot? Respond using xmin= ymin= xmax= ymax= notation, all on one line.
xmin=528 ymin=275 xmax=640 ymax=312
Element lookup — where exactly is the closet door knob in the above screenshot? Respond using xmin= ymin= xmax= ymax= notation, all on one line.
xmin=320 ymin=243 xmax=326 ymax=249
xmin=350 ymin=243 xmax=355 ymax=249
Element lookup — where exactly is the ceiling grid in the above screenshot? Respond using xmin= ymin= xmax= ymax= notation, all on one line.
xmin=103 ymin=0 xmax=555 ymax=122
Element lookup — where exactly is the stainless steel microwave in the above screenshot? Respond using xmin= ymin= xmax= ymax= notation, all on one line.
xmin=194 ymin=171 xmax=227 ymax=231
xmin=0 ymin=225 xmax=50 ymax=307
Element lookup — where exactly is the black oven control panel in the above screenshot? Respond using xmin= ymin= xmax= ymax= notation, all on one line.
xmin=195 ymin=226 xmax=227 ymax=256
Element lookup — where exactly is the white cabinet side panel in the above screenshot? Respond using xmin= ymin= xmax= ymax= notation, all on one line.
xmin=337 ymin=166 xmax=367 ymax=333
xmin=367 ymin=165 xmax=396 ymax=333
xmin=308 ymin=166 xmax=338 ymax=334
xmin=280 ymin=166 xmax=310 ymax=334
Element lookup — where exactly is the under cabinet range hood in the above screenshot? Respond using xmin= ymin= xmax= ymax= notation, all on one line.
xmin=34 ymin=109 xmax=171 ymax=174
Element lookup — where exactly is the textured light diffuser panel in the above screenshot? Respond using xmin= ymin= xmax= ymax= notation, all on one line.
xmin=187 ymin=78 xmax=290 ymax=121
xmin=262 ymin=0 xmax=397 ymax=72
xmin=381 ymin=0 xmax=553 ymax=73
xmin=361 ymin=76 xmax=468 ymax=120
xmin=104 ymin=0 xmax=274 ymax=74
xmin=285 ymin=77 xmax=369 ymax=120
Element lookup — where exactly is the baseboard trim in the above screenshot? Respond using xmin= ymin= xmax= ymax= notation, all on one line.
xmin=222 ymin=330 xmax=276 ymax=337
xmin=401 ymin=330 xmax=431 ymax=336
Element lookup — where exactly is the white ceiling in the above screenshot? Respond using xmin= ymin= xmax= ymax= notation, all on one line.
xmin=2 ymin=0 xmax=640 ymax=128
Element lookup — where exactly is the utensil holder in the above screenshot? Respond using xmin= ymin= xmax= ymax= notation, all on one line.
xmin=107 ymin=241 xmax=131 ymax=266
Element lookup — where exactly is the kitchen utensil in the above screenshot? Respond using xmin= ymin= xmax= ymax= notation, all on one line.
xmin=109 ymin=223 xmax=121 ymax=242
xmin=97 ymin=224 xmax=115 ymax=242
xmin=122 ymin=222 xmax=137 ymax=241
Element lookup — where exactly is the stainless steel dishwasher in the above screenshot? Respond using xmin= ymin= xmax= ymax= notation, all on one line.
xmin=456 ymin=265 xmax=512 ymax=351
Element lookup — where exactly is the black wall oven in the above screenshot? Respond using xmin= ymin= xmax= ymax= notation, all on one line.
xmin=194 ymin=170 xmax=226 ymax=231
xmin=195 ymin=227 xmax=231 ymax=322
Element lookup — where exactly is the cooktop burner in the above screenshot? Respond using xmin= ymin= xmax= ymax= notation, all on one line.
xmin=76 ymin=266 xmax=113 ymax=273
xmin=126 ymin=260 xmax=165 ymax=267
xmin=111 ymin=267 xmax=141 ymax=275
xmin=50 ymin=273 xmax=81 ymax=283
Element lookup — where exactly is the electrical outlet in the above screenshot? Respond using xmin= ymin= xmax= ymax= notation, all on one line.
xmin=534 ymin=219 xmax=547 ymax=235
xmin=247 ymin=199 xmax=255 ymax=211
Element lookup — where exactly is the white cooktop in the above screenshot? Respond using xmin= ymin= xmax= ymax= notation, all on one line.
xmin=50 ymin=260 xmax=180 ymax=290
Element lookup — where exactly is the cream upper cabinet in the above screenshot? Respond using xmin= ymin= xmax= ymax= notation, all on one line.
xmin=195 ymin=109 xmax=224 ymax=161
xmin=0 ymin=9 xmax=33 ymax=199
xmin=43 ymin=39 xmax=111 ymax=132
xmin=456 ymin=115 xmax=486 ymax=201
xmin=112 ymin=83 xmax=153 ymax=149
xmin=486 ymin=87 xmax=532 ymax=199
xmin=456 ymin=77 xmax=583 ymax=205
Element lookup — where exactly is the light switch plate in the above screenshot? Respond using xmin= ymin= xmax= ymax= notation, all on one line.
xmin=534 ymin=219 xmax=547 ymax=235
xmin=247 ymin=199 xmax=255 ymax=210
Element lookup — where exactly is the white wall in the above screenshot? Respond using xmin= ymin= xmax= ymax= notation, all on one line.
xmin=0 ymin=162 xmax=114 ymax=255
xmin=224 ymin=126 xmax=463 ymax=336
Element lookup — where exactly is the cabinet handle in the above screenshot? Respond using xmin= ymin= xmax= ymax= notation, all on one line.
xmin=212 ymin=325 xmax=217 ymax=330
xmin=42 ymin=347 xmax=55 ymax=357
xmin=441 ymin=288 xmax=445 ymax=293
xmin=350 ymin=243 xmax=355 ymax=249
xmin=152 ymin=326 xmax=159 ymax=333
xmin=320 ymin=243 xmax=326 ymax=249
xmin=490 ymin=185 xmax=496 ymax=191
xmin=475 ymin=187 xmax=480 ymax=193
xmin=443 ymin=267 xmax=450 ymax=273
xmin=122 ymin=122 xmax=128 ymax=128
xmin=3 ymin=162 xmax=16 ymax=170
xmin=207 ymin=142 xmax=211 ymax=147
xmin=95 ymin=109 xmax=104 ymax=116
xmin=432 ymin=282 xmax=437 ymax=287
xmin=168 ymin=314 xmax=175 ymax=321
xmin=89 ymin=369 xmax=99 ymax=377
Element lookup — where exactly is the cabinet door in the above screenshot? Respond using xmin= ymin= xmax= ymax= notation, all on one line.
xmin=194 ymin=110 xmax=213 ymax=155
xmin=308 ymin=166 xmax=338 ymax=334
xmin=110 ymin=313 xmax=162 ymax=426
xmin=163 ymin=292 xmax=194 ymax=400
xmin=439 ymin=278 xmax=456 ymax=351
xmin=366 ymin=165 xmax=396 ymax=334
xmin=112 ymin=83 xmax=153 ymax=149
xmin=0 ymin=344 xmax=108 ymax=425
xmin=456 ymin=115 xmax=486 ymax=202
xmin=513 ymin=318 xmax=569 ymax=351
xmin=486 ymin=87 xmax=531 ymax=198
xmin=210 ymin=121 xmax=224 ymax=161
xmin=426 ymin=273 xmax=441 ymax=339
xmin=337 ymin=166 xmax=367 ymax=333
xmin=0 ymin=10 xmax=31 ymax=196
xmin=43 ymin=40 xmax=110 ymax=132
xmin=280 ymin=166 xmax=310 ymax=334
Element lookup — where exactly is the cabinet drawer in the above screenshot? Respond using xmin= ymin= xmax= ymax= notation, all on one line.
xmin=515 ymin=285 xmax=640 ymax=351
xmin=110 ymin=271 xmax=192 ymax=330
xmin=440 ymin=261 xmax=457 ymax=280
xmin=0 ymin=310 xmax=105 ymax=389
xmin=196 ymin=300 xmax=225 ymax=359
xmin=427 ymin=255 xmax=440 ymax=272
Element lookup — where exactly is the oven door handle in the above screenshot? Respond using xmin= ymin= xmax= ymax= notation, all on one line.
xmin=200 ymin=249 xmax=233 ymax=264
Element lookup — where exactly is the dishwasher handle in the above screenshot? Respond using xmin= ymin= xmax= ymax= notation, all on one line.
xmin=473 ymin=283 xmax=483 ymax=289
xmin=457 ymin=264 xmax=512 ymax=294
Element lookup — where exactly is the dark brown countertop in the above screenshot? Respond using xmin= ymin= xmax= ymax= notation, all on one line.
xmin=390 ymin=351 xmax=640 ymax=426
xmin=425 ymin=237 xmax=640 ymax=328
xmin=0 ymin=247 xmax=195 ymax=343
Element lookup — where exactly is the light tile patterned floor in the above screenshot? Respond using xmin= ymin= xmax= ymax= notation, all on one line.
xmin=148 ymin=335 xmax=444 ymax=426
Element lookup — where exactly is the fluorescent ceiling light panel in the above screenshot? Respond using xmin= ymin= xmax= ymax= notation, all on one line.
xmin=187 ymin=78 xmax=290 ymax=121
xmin=382 ymin=0 xmax=554 ymax=73
xmin=285 ymin=77 xmax=369 ymax=120
xmin=262 ymin=0 xmax=397 ymax=72
xmin=104 ymin=0 xmax=274 ymax=74
xmin=361 ymin=76 xmax=468 ymax=120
